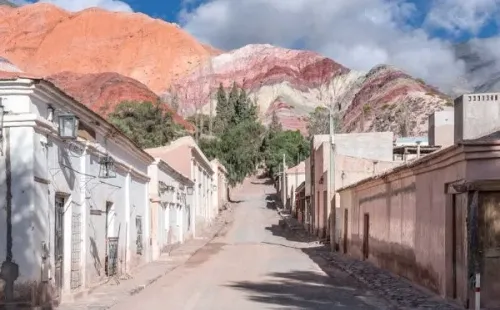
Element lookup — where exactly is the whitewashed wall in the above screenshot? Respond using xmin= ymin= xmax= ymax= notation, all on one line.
xmin=0 ymin=80 xmax=152 ymax=304
xmin=149 ymin=160 xmax=194 ymax=261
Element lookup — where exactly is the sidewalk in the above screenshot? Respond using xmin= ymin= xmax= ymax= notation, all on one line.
xmin=276 ymin=208 xmax=463 ymax=310
xmin=58 ymin=207 xmax=234 ymax=310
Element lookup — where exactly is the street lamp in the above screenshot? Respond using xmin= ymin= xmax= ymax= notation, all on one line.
xmin=327 ymin=106 xmax=336 ymax=251
xmin=58 ymin=113 xmax=79 ymax=140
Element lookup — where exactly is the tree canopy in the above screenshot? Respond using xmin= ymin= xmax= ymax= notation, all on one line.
xmin=108 ymin=101 xmax=186 ymax=149
xmin=199 ymin=83 xmax=309 ymax=185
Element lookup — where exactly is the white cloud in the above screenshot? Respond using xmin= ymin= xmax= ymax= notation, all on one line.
xmin=13 ymin=0 xmax=133 ymax=12
xmin=425 ymin=0 xmax=500 ymax=35
xmin=180 ymin=0 xmax=500 ymax=92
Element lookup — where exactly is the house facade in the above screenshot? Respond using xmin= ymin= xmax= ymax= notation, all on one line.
xmin=146 ymin=136 xmax=215 ymax=238
xmin=336 ymin=93 xmax=500 ymax=309
xmin=148 ymin=159 xmax=194 ymax=261
xmin=0 ymin=75 xmax=153 ymax=306
xmin=338 ymin=141 xmax=500 ymax=309
xmin=211 ymin=159 xmax=228 ymax=219
xmin=308 ymin=132 xmax=395 ymax=243
xmin=284 ymin=161 xmax=306 ymax=212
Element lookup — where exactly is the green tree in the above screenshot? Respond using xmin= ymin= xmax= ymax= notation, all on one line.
xmin=269 ymin=110 xmax=282 ymax=134
xmin=108 ymin=101 xmax=185 ymax=148
xmin=307 ymin=106 xmax=342 ymax=137
xmin=227 ymin=82 xmax=240 ymax=125
xmin=186 ymin=113 xmax=212 ymax=136
xmin=218 ymin=120 xmax=265 ymax=186
xmin=214 ymin=84 xmax=230 ymax=134
xmin=262 ymin=130 xmax=310 ymax=176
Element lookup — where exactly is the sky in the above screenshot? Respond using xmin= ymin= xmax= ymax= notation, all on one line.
xmin=10 ymin=0 xmax=500 ymax=91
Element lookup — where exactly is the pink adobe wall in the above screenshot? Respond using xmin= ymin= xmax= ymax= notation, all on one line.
xmin=314 ymin=143 xmax=328 ymax=237
xmin=161 ymin=145 xmax=192 ymax=178
xmin=339 ymin=146 xmax=474 ymax=298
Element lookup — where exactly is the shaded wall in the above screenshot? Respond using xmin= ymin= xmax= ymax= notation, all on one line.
xmin=339 ymin=148 xmax=470 ymax=297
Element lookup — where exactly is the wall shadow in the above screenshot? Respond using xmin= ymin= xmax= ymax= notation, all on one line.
xmin=226 ymin=269 xmax=381 ymax=309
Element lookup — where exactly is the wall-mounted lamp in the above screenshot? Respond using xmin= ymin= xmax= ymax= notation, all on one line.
xmin=58 ymin=113 xmax=79 ymax=140
xmin=47 ymin=105 xmax=55 ymax=122
xmin=212 ymin=184 xmax=217 ymax=191
xmin=0 ymin=98 xmax=7 ymax=141
xmin=341 ymin=171 xmax=346 ymax=180
xmin=186 ymin=186 xmax=194 ymax=196
xmin=99 ymin=155 xmax=116 ymax=178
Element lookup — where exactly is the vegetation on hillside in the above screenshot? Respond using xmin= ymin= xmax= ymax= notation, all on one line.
xmin=108 ymin=101 xmax=186 ymax=148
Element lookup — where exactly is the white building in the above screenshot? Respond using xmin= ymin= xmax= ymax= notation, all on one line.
xmin=148 ymin=158 xmax=194 ymax=261
xmin=146 ymin=136 xmax=215 ymax=238
xmin=0 ymin=74 xmax=154 ymax=306
xmin=210 ymin=159 xmax=229 ymax=221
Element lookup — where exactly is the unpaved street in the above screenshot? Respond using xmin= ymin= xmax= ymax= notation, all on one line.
xmin=110 ymin=177 xmax=389 ymax=310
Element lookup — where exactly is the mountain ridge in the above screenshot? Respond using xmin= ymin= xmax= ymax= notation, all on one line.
xmin=0 ymin=2 xmax=451 ymax=137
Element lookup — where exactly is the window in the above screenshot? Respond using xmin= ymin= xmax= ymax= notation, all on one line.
xmin=136 ymin=216 xmax=143 ymax=255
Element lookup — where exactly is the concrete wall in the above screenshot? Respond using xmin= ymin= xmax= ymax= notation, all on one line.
xmin=454 ymin=93 xmax=500 ymax=142
xmin=428 ymin=108 xmax=454 ymax=147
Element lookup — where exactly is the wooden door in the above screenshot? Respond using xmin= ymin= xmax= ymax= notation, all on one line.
xmin=478 ymin=192 xmax=500 ymax=309
xmin=54 ymin=195 xmax=65 ymax=301
xmin=363 ymin=213 xmax=369 ymax=260
xmin=343 ymin=209 xmax=348 ymax=253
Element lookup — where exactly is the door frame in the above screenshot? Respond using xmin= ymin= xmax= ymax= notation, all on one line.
xmin=53 ymin=193 xmax=68 ymax=302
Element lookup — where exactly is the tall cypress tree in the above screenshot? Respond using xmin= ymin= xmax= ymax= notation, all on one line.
xmin=234 ymin=88 xmax=248 ymax=122
xmin=214 ymin=83 xmax=228 ymax=134
xmin=269 ymin=110 xmax=282 ymax=133
xmin=227 ymin=82 xmax=240 ymax=125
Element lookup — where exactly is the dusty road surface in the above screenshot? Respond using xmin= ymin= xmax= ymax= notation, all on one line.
xmin=110 ymin=177 xmax=389 ymax=310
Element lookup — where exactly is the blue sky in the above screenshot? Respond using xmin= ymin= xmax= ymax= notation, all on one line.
xmin=125 ymin=0 xmax=182 ymax=22
xmin=115 ymin=0 xmax=500 ymax=43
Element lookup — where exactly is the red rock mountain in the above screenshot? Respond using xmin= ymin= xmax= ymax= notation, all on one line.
xmin=0 ymin=3 xmax=450 ymax=137
xmin=47 ymin=72 xmax=195 ymax=131
xmin=173 ymin=44 xmax=451 ymax=136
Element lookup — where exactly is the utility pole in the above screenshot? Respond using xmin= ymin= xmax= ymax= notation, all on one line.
xmin=328 ymin=107 xmax=336 ymax=251
xmin=282 ymin=153 xmax=287 ymax=209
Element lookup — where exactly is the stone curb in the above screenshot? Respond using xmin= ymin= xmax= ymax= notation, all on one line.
xmin=274 ymin=209 xmax=402 ymax=309
xmin=126 ymin=213 xmax=232 ymax=298
xmin=275 ymin=209 xmax=462 ymax=310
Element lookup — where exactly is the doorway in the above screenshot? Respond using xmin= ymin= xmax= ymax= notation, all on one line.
xmin=105 ymin=202 xmax=117 ymax=277
xmin=54 ymin=195 xmax=65 ymax=300
xmin=363 ymin=213 xmax=370 ymax=260
xmin=343 ymin=209 xmax=348 ymax=253
xmin=478 ymin=191 xmax=500 ymax=309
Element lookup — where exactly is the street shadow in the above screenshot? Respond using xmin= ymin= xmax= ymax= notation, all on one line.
xmin=265 ymin=193 xmax=281 ymax=210
xmin=226 ymin=269 xmax=380 ymax=309
xmin=251 ymin=178 xmax=274 ymax=185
